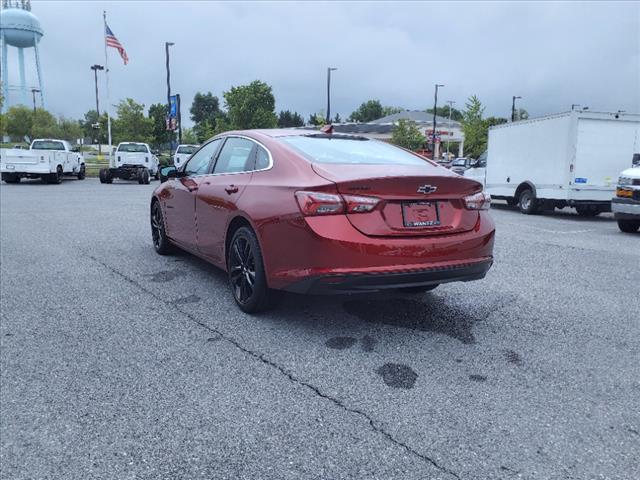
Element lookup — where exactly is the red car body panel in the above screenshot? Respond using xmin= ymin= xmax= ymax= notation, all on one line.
xmin=152 ymin=129 xmax=495 ymax=294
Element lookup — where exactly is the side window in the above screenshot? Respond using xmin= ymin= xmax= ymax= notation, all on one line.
xmin=254 ymin=145 xmax=270 ymax=170
xmin=213 ymin=137 xmax=256 ymax=174
xmin=184 ymin=139 xmax=221 ymax=176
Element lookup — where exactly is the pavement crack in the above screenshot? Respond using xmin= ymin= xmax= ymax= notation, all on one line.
xmin=85 ymin=254 xmax=462 ymax=479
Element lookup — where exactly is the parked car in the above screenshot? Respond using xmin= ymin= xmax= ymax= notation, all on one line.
xmin=151 ymin=130 xmax=495 ymax=313
xmin=463 ymin=151 xmax=487 ymax=185
xmin=611 ymin=155 xmax=640 ymax=233
xmin=173 ymin=144 xmax=199 ymax=169
xmin=99 ymin=142 xmax=159 ymax=184
xmin=450 ymin=157 xmax=474 ymax=175
xmin=1 ymin=139 xmax=85 ymax=184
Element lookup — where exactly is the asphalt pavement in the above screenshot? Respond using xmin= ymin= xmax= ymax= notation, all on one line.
xmin=1 ymin=178 xmax=638 ymax=480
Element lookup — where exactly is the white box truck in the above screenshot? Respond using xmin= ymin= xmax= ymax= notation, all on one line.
xmin=465 ymin=111 xmax=640 ymax=215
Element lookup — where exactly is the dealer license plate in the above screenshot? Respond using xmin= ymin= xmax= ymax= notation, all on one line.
xmin=402 ymin=201 xmax=440 ymax=227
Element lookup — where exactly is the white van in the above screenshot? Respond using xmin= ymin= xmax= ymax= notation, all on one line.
xmin=173 ymin=144 xmax=199 ymax=168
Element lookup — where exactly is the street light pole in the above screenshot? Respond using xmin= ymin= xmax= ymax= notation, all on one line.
xmin=165 ymin=42 xmax=175 ymax=150
xmin=432 ymin=84 xmax=444 ymax=159
xmin=511 ymin=95 xmax=522 ymax=122
xmin=90 ymin=64 xmax=104 ymax=154
xmin=446 ymin=100 xmax=455 ymax=159
xmin=30 ymin=88 xmax=40 ymax=113
xmin=326 ymin=67 xmax=337 ymax=124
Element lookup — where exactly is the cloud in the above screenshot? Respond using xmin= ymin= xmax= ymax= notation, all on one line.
xmin=4 ymin=1 xmax=638 ymax=124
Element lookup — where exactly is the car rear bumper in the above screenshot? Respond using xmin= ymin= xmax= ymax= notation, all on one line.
xmin=1 ymin=164 xmax=50 ymax=175
xmin=283 ymin=258 xmax=493 ymax=294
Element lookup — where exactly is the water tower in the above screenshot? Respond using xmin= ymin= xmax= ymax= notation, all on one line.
xmin=0 ymin=0 xmax=45 ymax=112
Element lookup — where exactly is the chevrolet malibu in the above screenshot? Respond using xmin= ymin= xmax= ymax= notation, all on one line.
xmin=151 ymin=129 xmax=495 ymax=313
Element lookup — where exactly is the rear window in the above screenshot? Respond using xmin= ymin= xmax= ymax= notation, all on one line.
xmin=118 ymin=143 xmax=148 ymax=153
xmin=31 ymin=141 xmax=64 ymax=151
xmin=281 ymin=136 xmax=426 ymax=166
xmin=177 ymin=145 xmax=198 ymax=154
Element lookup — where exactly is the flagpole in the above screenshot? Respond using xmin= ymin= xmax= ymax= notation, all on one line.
xmin=103 ymin=10 xmax=113 ymax=167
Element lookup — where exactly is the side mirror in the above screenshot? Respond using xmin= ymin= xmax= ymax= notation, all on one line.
xmin=160 ymin=166 xmax=184 ymax=182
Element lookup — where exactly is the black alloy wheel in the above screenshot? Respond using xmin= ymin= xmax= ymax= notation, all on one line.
xmin=150 ymin=201 xmax=174 ymax=254
xmin=227 ymin=226 xmax=282 ymax=313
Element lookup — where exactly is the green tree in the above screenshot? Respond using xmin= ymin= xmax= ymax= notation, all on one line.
xmin=382 ymin=106 xmax=404 ymax=117
xmin=112 ymin=98 xmax=153 ymax=144
xmin=484 ymin=116 xmax=508 ymax=129
xmin=278 ymin=110 xmax=305 ymax=128
xmin=57 ymin=117 xmax=82 ymax=142
xmin=516 ymin=108 xmax=529 ymax=121
xmin=181 ymin=127 xmax=198 ymax=144
xmin=5 ymin=105 xmax=33 ymax=141
xmin=80 ymin=110 xmax=109 ymax=145
xmin=223 ymin=80 xmax=277 ymax=130
xmin=461 ymin=95 xmax=486 ymax=158
xmin=426 ymin=106 xmax=464 ymax=122
xmin=31 ymin=108 xmax=59 ymax=139
xmin=148 ymin=103 xmax=173 ymax=148
xmin=333 ymin=113 xmax=341 ymax=124
xmin=391 ymin=119 xmax=425 ymax=151
xmin=307 ymin=112 xmax=325 ymax=126
xmin=190 ymin=92 xmax=223 ymax=125
xmin=349 ymin=99 xmax=383 ymax=123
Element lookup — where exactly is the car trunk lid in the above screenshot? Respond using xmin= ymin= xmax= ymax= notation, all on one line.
xmin=312 ymin=163 xmax=483 ymax=237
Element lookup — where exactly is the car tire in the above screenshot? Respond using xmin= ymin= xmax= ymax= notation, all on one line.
xmin=398 ymin=284 xmax=439 ymax=293
xmin=227 ymin=226 xmax=282 ymax=313
xmin=77 ymin=165 xmax=86 ymax=180
xmin=576 ymin=205 xmax=600 ymax=217
xmin=150 ymin=201 xmax=175 ymax=254
xmin=2 ymin=173 xmax=20 ymax=184
xmin=99 ymin=168 xmax=111 ymax=184
xmin=617 ymin=219 xmax=640 ymax=233
xmin=49 ymin=167 xmax=63 ymax=184
xmin=518 ymin=189 xmax=539 ymax=214
xmin=138 ymin=169 xmax=150 ymax=185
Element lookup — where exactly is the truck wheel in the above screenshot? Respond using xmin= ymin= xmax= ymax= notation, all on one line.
xmin=99 ymin=168 xmax=112 ymax=184
xmin=77 ymin=165 xmax=86 ymax=180
xmin=518 ymin=189 xmax=539 ymax=214
xmin=49 ymin=167 xmax=63 ymax=184
xmin=576 ymin=206 xmax=600 ymax=217
xmin=138 ymin=169 xmax=150 ymax=184
xmin=2 ymin=173 xmax=20 ymax=184
xmin=617 ymin=219 xmax=640 ymax=233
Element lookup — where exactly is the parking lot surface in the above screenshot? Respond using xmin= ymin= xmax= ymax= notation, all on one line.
xmin=1 ymin=178 xmax=639 ymax=480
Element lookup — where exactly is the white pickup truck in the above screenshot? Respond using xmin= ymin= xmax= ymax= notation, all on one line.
xmin=173 ymin=144 xmax=199 ymax=168
xmin=611 ymin=155 xmax=640 ymax=233
xmin=1 ymin=139 xmax=85 ymax=184
xmin=99 ymin=142 xmax=159 ymax=184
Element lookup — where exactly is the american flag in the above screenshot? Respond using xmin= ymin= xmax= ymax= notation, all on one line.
xmin=105 ymin=23 xmax=129 ymax=65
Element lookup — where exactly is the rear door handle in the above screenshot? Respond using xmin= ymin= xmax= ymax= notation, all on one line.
xmin=225 ymin=185 xmax=239 ymax=194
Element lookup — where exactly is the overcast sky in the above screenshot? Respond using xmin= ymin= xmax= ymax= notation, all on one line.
xmin=4 ymin=1 xmax=640 ymax=125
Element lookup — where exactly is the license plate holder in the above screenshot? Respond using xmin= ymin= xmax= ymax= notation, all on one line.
xmin=402 ymin=201 xmax=440 ymax=228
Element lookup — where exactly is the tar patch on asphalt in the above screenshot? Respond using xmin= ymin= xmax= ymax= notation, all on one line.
xmin=325 ymin=336 xmax=357 ymax=350
xmin=343 ymin=297 xmax=477 ymax=344
xmin=145 ymin=270 xmax=185 ymax=282
xmin=361 ymin=335 xmax=377 ymax=352
xmin=469 ymin=374 xmax=487 ymax=382
xmin=172 ymin=294 xmax=201 ymax=305
xmin=376 ymin=363 xmax=418 ymax=389
xmin=504 ymin=349 xmax=524 ymax=366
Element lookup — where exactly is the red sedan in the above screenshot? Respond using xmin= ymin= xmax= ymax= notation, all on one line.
xmin=151 ymin=129 xmax=495 ymax=312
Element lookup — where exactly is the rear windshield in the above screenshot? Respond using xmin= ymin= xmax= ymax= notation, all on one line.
xmin=118 ymin=143 xmax=148 ymax=153
xmin=31 ymin=141 xmax=64 ymax=151
xmin=177 ymin=146 xmax=198 ymax=154
xmin=281 ymin=136 xmax=426 ymax=166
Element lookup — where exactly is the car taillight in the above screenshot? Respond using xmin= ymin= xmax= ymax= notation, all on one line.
xmin=295 ymin=191 xmax=381 ymax=216
xmin=342 ymin=194 xmax=380 ymax=213
xmin=295 ymin=191 xmax=345 ymax=216
xmin=463 ymin=191 xmax=491 ymax=210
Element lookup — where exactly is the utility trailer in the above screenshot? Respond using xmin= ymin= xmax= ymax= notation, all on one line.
xmin=466 ymin=111 xmax=640 ymax=215
xmin=1 ymin=139 xmax=85 ymax=184
xmin=99 ymin=142 xmax=159 ymax=184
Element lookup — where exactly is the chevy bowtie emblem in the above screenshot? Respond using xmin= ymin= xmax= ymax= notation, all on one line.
xmin=417 ymin=184 xmax=437 ymax=194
